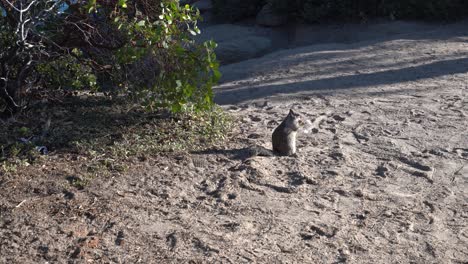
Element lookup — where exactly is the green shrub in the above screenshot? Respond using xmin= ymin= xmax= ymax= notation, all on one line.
xmin=36 ymin=52 xmax=98 ymax=93
xmin=0 ymin=0 xmax=220 ymax=117
xmin=113 ymin=1 xmax=221 ymax=112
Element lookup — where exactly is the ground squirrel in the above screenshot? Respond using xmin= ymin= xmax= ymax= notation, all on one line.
xmin=272 ymin=109 xmax=301 ymax=156
xmin=247 ymin=109 xmax=301 ymax=157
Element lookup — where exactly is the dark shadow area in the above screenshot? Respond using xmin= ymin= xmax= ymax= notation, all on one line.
xmin=251 ymin=52 xmax=468 ymax=90
xmin=192 ymin=147 xmax=254 ymax=161
xmin=216 ymin=51 xmax=464 ymax=92
xmin=215 ymin=57 xmax=468 ymax=105
xmin=264 ymin=20 xmax=468 ymax=58
xmin=287 ymin=171 xmax=306 ymax=187
xmin=286 ymin=21 xmax=467 ymax=49
xmin=43 ymin=97 xmax=168 ymax=153
xmin=0 ymin=96 xmax=173 ymax=157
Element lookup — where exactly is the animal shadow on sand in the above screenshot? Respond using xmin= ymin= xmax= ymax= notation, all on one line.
xmin=191 ymin=147 xmax=258 ymax=161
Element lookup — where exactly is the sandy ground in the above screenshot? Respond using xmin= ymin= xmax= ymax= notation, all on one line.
xmin=1 ymin=21 xmax=467 ymax=263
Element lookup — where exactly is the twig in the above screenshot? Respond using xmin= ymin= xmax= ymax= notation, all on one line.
xmin=451 ymin=165 xmax=465 ymax=182
xmin=15 ymin=199 xmax=27 ymax=208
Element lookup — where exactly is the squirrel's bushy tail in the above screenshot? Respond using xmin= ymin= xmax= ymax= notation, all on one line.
xmin=248 ymin=145 xmax=275 ymax=157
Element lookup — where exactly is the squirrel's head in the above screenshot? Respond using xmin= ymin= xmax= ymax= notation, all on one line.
xmin=286 ymin=109 xmax=302 ymax=131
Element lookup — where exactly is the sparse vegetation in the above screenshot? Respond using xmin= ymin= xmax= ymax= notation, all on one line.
xmin=0 ymin=95 xmax=233 ymax=175
xmin=0 ymin=0 xmax=229 ymax=174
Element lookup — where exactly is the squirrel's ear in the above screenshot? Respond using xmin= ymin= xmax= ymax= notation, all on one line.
xmin=289 ymin=109 xmax=295 ymax=115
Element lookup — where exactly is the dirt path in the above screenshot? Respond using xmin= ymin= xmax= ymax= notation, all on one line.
xmin=1 ymin=21 xmax=467 ymax=263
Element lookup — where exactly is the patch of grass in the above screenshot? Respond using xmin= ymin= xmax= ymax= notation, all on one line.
xmin=67 ymin=176 xmax=90 ymax=190
xmin=0 ymin=95 xmax=234 ymax=176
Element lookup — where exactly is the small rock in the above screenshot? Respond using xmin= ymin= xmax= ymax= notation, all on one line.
xmin=300 ymin=233 xmax=314 ymax=240
xmin=308 ymin=224 xmax=337 ymax=238
xmin=218 ymin=193 xmax=229 ymax=202
xmin=324 ymin=170 xmax=339 ymax=176
xmin=332 ymin=115 xmax=346 ymax=121
xmin=340 ymin=248 xmax=351 ymax=258
xmin=330 ymin=151 xmax=344 ymax=160
xmin=383 ymin=210 xmax=393 ymax=217
xmin=277 ymin=243 xmax=295 ymax=253
xmin=333 ymin=188 xmax=349 ymax=197
xmin=354 ymin=189 xmax=364 ymax=197
xmin=350 ymin=171 xmax=365 ymax=179
xmin=247 ymin=133 xmax=262 ymax=139
xmin=250 ymin=115 xmax=262 ymax=122
xmin=63 ymin=190 xmax=75 ymax=200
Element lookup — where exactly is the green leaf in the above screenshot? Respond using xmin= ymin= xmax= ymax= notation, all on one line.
xmin=118 ymin=0 xmax=127 ymax=8
xmin=86 ymin=0 xmax=96 ymax=13
xmin=213 ymin=69 xmax=221 ymax=81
